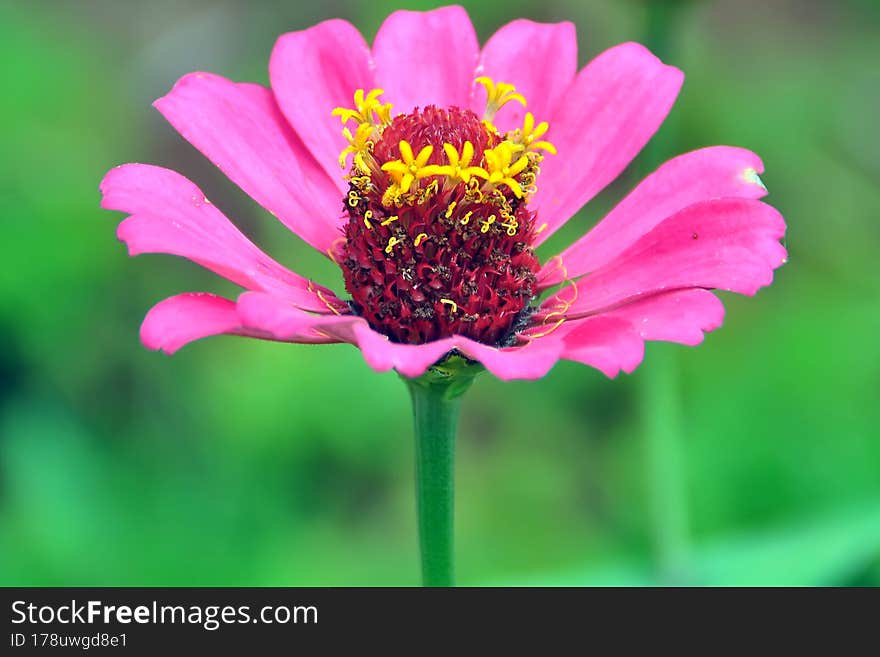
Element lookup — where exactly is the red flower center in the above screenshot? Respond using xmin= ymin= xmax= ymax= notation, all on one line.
xmin=333 ymin=84 xmax=555 ymax=345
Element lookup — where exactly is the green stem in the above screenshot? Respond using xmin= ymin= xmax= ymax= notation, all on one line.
xmin=640 ymin=347 xmax=690 ymax=583
xmin=403 ymin=358 xmax=481 ymax=587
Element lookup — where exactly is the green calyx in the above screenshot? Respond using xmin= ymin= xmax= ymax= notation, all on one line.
xmin=404 ymin=352 xmax=484 ymax=399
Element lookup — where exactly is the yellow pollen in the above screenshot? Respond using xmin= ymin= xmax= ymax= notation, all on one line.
xmin=384 ymin=236 xmax=401 ymax=254
xmin=332 ymin=88 xmax=395 ymax=180
xmin=440 ymin=298 xmax=458 ymax=313
xmin=332 ymin=88 xmax=392 ymax=128
xmin=381 ymin=185 xmax=401 ymax=207
xmin=414 ymin=233 xmax=428 ymax=247
xmin=419 ymin=179 xmax=439 ymax=204
xmin=381 ymin=140 xmax=443 ymax=194
xmin=380 ymin=215 xmax=399 ymax=226
xmin=513 ymin=112 xmax=557 ymax=155
xmin=436 ymin=141 xmax=489 ymax=184
xmin=501 ymin=221 xmax=519 ymax=236
xmin=536 ymin=222 xmax=548 ymax=234
xmin=363 ymin=209 xmax=373 ymax=229
xmin=460 ymin=210 xmax=473 ymax=225
xmin=465 ymin=178 xmax=484 ymax=202
xmin=351 ymin=175 xmax=373 ymax=194
xmin=444 ymin=201 xmax=457 ymax=218
xmin=483 ymin=142 xmax=529 ymax=198
xmin=475 ymin=77 xmax=527 ymax=123
xmin=480 ymin=214 xmax=496 ymax=233
xmin=339 ymin=122 xmax=375 ymax=171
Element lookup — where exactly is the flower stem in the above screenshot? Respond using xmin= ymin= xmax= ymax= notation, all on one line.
xmin=640 ymin=347 xmax=690 ymax=583
xmin=403 ymin=358 xmax=481 ymax=587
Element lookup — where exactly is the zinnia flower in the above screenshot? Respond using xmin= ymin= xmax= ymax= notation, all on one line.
xmin=100 ymin=5 xmax=786 ymax=381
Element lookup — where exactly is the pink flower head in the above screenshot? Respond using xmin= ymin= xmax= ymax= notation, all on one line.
xmin=100 ymin=6 xmax=786 ymax=380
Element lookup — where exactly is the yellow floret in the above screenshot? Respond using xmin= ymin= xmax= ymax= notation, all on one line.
xmin=380 ymin=140 xmax=443 ymax=194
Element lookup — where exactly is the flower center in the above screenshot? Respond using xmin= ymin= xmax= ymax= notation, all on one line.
xmin=332 ymin=80 xmax=555 ymax=345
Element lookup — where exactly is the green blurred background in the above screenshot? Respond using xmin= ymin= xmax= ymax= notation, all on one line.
xmin=1 ymin=0 xmax=878 ymax=586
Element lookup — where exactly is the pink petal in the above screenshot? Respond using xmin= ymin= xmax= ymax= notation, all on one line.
xmin=539 ymin=146 xmax=768 ymax=287
xmin=323 ymin=320 xmax=566 ymax=381
xmin=472 ymin=19 xmax=577 ymax=133
xmin=100 ymin=164 xmax=346 ymax=314
xmin=154 ymin=72 xmax=342 ymax=255
xmin=146 ymin=290 xmax=568 ymax=379
xmin=270 ymin=19 xmax=375 ymax=189
xmin=317 ymin=319 xmax=458 ymax=378
xmin=604 ymin=288 xmax=725 ymax=346
xmin=453 ymin=337 xmax=564 ymax=381
xmin=560 ymin=316 xmax=646 ymax=378
xmin=235 ymin=294 xmax=450 ymax=375
xmin=237 ymin=292 xmax=448 ymax=374
xmin=373 ymin=7 xmax=479 ymax=114
xmin=141 ymin=293 xmax=253 ymax=354
xmin=552 ymin=198 xmax=786 ymax=317
xmin=240 ymin=298 xmax=564 ymax=380
xmin=236 ymin=291 xmax=343 ymax=345
xmin=531 ymin=42 xmax=684 ymax=245
xmin=549 ymin=289 xmax=725 ymax=377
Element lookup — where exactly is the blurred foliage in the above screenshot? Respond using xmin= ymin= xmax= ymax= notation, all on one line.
xmin=0 ymin=0 xmax=878 ymax=585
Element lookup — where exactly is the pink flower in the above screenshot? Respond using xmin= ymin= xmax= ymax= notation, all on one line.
xmin=100 ymin=6 xmax=786 ymax=380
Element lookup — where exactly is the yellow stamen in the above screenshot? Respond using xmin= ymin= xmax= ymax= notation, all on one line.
xmin=381 ymin=140 xmax=443 ymax=194
xmin=324 ymin=236 xmax=346 ymax=265
xmin=332 ymin=88 xmax=392 ymax=128
xmin=307 ymin=280 xmax=343 ymax=316
xmin=384 ymin=236 xmax=401 ymax=254
xmin=380 ymin=215 xmax=399 ymax=226
xmin=414 ymin=233 xmax=428 ymax=247
xmin=465 ymin=178 xmax=484 ymax=202
xmin=483 ymin=142 xmax=529 ymax=198
xmin=460 ymin=210 xmax=473 ymax=225
xmin=316 ymin=290 xmax=342 ymax=316
xmin=436 ymin=141 xmax=489 ymax=184
xmin=444 ymin=201 xmax=457 ymax=218
xmin=525 ymin=317 xmax=566 ymax=340
xmin=475 ymin=77 xmax=527 ymax=123
xmin=536 ymin=222 xmax=549 ymax=234
xmin=501 ymin=221 xmax=519 ymax=236
xmin=418 ymin=179 xmax=439 ymax=203
xmin=480 ymin=214 xmax=496 ymax=234
xmin=363 ymin=209 xmax=373 ymax=229
xmin=513 ymin=112 xmax=557 ymax=155
xmin=440 ymin=298 xmax=458 ymax=313
xmin=541 ymin=255 xmax=568 ymax=285
xmin=381 ymin=185 xmax=401 ymax=207
xmin=338 ymin=122 xmax=375 ymax=171
xmin=548 ymin=278 xmax=579 ymax=311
